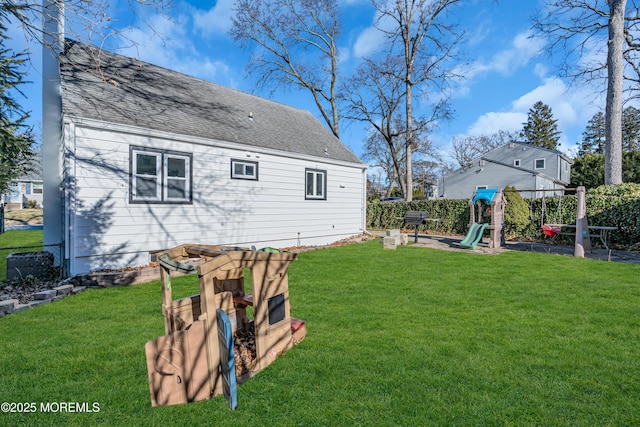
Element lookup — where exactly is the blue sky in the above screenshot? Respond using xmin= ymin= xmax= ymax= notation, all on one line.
xmin=8 ymin=0 xmax=608 ymax=164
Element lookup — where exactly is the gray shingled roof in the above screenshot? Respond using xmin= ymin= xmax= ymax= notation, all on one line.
xmin=59 ymin=40 xmax=362 ymax=164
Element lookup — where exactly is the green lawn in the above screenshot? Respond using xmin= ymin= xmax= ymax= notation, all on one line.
xmin=1 ymin=240 xmax=639 ymax=425
xmin=0 ymin=229 xmax=44 ymax=281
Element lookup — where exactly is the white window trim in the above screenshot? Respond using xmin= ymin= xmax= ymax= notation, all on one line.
xmin=132 ymin=149 xmax=162 ymax=201
xmin=305 ymin=168 xmax=327 ymax=200
xmin=231 ymin=159 xmax=259 ymax=180
xmin=534 ymin=158 xmax=546 ymax=170
xmin=164 ymin=154 xmax=191 ymax=202
xmin=514 ymin=159 xmax=521 ymax=167
xmin=130 ymin=146 xmax=192 ymax=204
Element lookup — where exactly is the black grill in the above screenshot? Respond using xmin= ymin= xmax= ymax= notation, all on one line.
xmin=403 ymin=211 xmax=428 ymax=243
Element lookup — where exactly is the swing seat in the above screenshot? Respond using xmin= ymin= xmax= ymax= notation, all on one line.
xmin=542 ymin=224 xmax=561 ymax=237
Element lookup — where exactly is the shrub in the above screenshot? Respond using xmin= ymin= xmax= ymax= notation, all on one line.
xmin=503 ymin=186 xmax=530 ymax=235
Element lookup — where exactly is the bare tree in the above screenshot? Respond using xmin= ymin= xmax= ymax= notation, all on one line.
xmin=372 ymin=0 xmax=462 ymax=201
xmin=450 ymin=130 xmax=520 ymax=167
xmin=3 ymin=1 xmax=171 ymax=55
xmin=533 ymin=0 xmax=630 ymax=185
xmin=343 ymin=56 xmax=407 ymax=195
xmin=343 ymin=55 xmax=448 ymax=197
xmin=229 ymin=0 xmax=342 ymax=138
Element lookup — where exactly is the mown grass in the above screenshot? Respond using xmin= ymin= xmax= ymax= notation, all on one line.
xmin=1 ymin=240 xmax=639 ymax=426
xmin=0 ymin=229 xmax=44 ymax=281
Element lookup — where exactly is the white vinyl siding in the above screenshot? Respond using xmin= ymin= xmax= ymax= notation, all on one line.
xmin=65 ymin=124 xmax=364 ymax=275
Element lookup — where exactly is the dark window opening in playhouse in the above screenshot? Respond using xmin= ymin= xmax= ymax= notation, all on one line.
xmin=268 ymin=293 xmax=285 ymax=325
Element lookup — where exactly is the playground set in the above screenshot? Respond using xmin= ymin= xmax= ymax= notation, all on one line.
xmin=144 ymin=244 xmax=306 ymax=409
xmin=461 ymin=188 xmax=506 ymax=250
xmin=461 ymin=186 xmax=614 ymax=257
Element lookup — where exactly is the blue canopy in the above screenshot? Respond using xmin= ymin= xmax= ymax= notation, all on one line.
xmin=472 ymin=188 xmax=499 ymax=204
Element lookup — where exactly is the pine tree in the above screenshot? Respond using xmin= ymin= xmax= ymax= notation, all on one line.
xmin=0 ymin=11 xmax=35 ymax=195
xmin=622 ymin=106 xmax=640 ymax=153
xmin=579 ymin=111 xmax=605 ymax=156
xmin=520 ymin=101 xmax=561 ymax=150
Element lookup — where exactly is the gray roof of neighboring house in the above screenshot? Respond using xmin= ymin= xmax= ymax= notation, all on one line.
xmin=59 ymin=40 xmax=362 ymax=165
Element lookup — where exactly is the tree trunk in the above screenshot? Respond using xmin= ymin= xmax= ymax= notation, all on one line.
xmin=405 ymin=78 xmax=413 ymax=201
xmin=605 ymin=0 xmax=626 ymax=185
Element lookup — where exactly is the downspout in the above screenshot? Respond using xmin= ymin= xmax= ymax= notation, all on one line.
xmin=42 ymin=0 xmax=65 ymax=274
xmin=362 ymin=167 xmax=370 ymax=235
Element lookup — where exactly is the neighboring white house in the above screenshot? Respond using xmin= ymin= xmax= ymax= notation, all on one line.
xmin=438 ymin=142 xmax=573 ymax=199
xmin=1 ymin=153 xmax=43 ymax=210
xmin=43 ymin=40 xmax=366 ymax=276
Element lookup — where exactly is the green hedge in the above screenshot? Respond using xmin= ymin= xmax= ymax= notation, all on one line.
xmin=367 ymin=184 xmax=640 ymax=251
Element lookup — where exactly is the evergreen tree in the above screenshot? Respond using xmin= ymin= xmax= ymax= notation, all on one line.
xmin=622 ymin=106 xmax=640 ymax=153
xmin=0 ymin=11 xmax=35 ymax=195
xmin=570 ymin=153 xmax=605 ymax=189
xmin=520 ymin=101 xmax=561 ymax=150
xmin=578 ymin=111 xmax=605 ymax=155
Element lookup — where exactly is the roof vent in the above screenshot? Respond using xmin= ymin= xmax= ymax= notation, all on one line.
xmin=248 ymin=112 xmax=253 ymax=120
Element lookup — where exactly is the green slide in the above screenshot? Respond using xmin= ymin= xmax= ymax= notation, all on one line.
xmin=460 ymin=223 xmax=489 ymax=249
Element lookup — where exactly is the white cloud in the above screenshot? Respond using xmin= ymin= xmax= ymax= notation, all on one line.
xmin=115 ymin=11 xmax=234 ymax=84
xmin=465 ymin=77 xmax=603 ymax=151
xmin=353 ymin=25 xmax=385 ymax=58
xmin=487 ymin=30 xmax=545 ymax=76
xmin=192 ymin=0 xmax=235 ymax=36
xmin=467 ymin=112 xmax=526 ymax=135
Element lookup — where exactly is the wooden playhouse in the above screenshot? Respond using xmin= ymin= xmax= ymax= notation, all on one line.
xmin=144 ymin=244 xmax=306 ymax=408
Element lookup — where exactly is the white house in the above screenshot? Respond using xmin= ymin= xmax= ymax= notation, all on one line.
xmin=43 ymin=40 xmax=366 ymax=276
xmin=438 ymin=142 xmax=573 ymax=199
xmin=2 ymin=153 xmax=43 ymax=210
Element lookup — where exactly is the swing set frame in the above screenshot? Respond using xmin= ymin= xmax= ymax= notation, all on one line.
xmin=503 ymin=186 xmax=595 ymax=257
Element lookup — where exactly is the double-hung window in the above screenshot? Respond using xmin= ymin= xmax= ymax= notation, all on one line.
xmin=305 ymin=168 xmax=326 ymax=200
xmin=131 ymin=146 xmax=192 ymax=203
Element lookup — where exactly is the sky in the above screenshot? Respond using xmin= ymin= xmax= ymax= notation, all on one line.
xmin=7 ymin=0 xmax=610 ymax=169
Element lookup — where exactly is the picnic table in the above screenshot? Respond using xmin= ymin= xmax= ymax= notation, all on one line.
xmin=547 ymin=224 xmax=618 ymax=250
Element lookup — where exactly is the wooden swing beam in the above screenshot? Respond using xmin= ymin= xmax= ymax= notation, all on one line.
xmin=503 ymin=187 xmax=577 ymax=193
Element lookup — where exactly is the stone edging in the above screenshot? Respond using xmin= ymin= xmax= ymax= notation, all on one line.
xmin=0 ymin=284 xmax=88 ymax=317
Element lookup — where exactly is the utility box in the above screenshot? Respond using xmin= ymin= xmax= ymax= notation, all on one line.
xmin=6 ymin=251 xmax=54 ymax=281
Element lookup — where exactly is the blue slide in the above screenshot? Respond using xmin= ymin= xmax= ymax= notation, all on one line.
xmin=460 ymin=223 xmax=489 ymax=249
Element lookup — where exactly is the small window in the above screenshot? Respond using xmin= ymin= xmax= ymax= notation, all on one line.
xmin=32 ymin=183 xmax=43 ymax=194
xmin=231 ymin=159 xmax=258 ymax=180
xmin=476 ymin=185 xmax=487 ymax=190
xmin=305 ymin=169 xmax=327 ymax=200
xmin=268 ymin=293 xmax=286 ymax=326
xmin=535 ymin=159 xmax=546 ymax=169
xmin=130 ymin=146 xmax=192 ymax=204
xmin=514 ymin=159 xmax=521 ymax=167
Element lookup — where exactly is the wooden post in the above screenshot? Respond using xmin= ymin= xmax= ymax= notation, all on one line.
xmin=574 ymin=186 xmax=591 ymax=257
